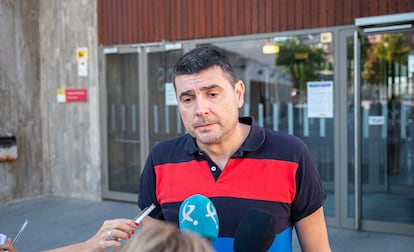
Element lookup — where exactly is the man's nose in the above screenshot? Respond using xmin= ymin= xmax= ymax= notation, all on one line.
xmin=195 ymin=97 xmax=210 ymax=116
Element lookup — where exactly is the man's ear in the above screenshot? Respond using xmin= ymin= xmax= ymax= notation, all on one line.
xmin=234 ymin=80 xmax=245 ymax=108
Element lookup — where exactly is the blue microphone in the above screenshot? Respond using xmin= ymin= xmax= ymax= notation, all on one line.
xmin=178 ymin=194 xmax=219 ymax=241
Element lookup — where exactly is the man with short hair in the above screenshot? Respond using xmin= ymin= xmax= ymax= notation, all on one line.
xmin=138 ymin=46 xmax=331 ymax=252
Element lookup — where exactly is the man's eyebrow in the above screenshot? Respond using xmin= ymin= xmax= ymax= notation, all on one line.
xmin=199 ymin=84 xmax=221 ymax=91
xmin=179 ymin=89 xmax=193 ymax=98
xmin=179 ymin=84 xmax=221 ymax=98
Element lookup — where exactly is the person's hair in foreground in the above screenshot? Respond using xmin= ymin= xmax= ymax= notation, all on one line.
xmin=173 ymin=46 xmax=238 ymax=87
xmin=119 ymin=221 xmax=215 ymax=252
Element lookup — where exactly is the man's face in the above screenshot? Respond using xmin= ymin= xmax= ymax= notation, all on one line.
xmin=175 ymin=66 xmax=245 ymax=145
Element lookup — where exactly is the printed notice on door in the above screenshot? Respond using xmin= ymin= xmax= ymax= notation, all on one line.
xmin=307 ymin=81 xmax=333 ymax=118
xmin=165 ymin=82 xmax=178 ymax=106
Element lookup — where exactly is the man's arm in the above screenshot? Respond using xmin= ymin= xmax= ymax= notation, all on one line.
xmin=295 ymin=207 xmax=332 ymax=252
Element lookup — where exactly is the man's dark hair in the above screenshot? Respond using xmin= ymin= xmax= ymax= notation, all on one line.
xmin=173 ymin=47 xmax=238 ymax=86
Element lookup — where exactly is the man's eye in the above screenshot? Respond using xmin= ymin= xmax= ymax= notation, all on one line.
xmin=182 ymin=97 xmax=192 ymax=103
xmin=209 ymin=92 xmax=218 ymax=97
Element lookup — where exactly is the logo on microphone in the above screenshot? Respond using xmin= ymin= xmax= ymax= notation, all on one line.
xmin=181 ymin=201 xmax=218 ymax=226
xmin=205 ymin=201 xmax=218 ymax=225
xmin=181 ymin=202 xmax=197 ymax=225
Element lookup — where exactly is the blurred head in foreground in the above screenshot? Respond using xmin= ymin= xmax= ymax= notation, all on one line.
xmin=119 ymin=221 xmax=215 ymax=252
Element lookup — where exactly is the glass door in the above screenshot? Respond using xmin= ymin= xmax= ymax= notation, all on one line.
xmin=102 ymin=45 xmax=183 ymax=201
xmin=348 ymin=25 xmax=414 ymax=234
xmin=144 ymin=46 xmax=185 ymax=150
xmin=103 ymin=48 xmax=141 ymax=201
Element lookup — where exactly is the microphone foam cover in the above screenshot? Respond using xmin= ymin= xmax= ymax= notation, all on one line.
xmin=179 ymin=194 xmax=219 ymax=241
xmin=233 ymin=208 xmax=277 ymax=252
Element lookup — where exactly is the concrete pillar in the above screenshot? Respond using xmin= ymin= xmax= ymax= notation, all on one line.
xmin=0 ymin=0 xmax=101 ymax=203
xmin=0 ymin=0 xmax=48 ymax=202
xmin=39 ymin=0 xmax=101 ymax=200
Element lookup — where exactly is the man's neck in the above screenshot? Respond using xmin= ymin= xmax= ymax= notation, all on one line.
xmin=197 ymin=123 xmax=250 ymax=170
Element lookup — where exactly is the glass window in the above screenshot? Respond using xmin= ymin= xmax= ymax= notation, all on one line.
xmin=105 ymin=53 xmax=141 ymax=193
xmin=200 ymin=32 xmax=335 ymax=216
xmin=351 ymin=31 xmax=414 ymax=224
xmin=146 ymin=50 xmax=184 ymax=149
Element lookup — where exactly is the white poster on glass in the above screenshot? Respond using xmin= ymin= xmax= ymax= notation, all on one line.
xmin=307 ymin=81 xmax=333 ymax=118
xmin=165 ymin=82 xmax=178 ymax=106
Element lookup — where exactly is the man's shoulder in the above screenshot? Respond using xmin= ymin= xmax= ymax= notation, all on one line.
xmin=264 ymin=128 xmax=306 ymax=148
xmin=148 ymin=134 xmax=194 ymax=162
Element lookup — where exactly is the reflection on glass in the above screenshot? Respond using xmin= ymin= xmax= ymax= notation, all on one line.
xmin=106 ymin=54 xmax=141 ymax=193
xmin=347 ymin=36 xmax=356 ymax=219
xmin=147 ymin=50 xmax=184 ymax=149
xmin=349 ymin=31 xmax=414 ymax=224
xmin=201 ymin=33 xmax=335 ymax=216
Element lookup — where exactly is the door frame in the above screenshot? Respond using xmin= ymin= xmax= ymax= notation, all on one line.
xmin=346 ymin=12 xmax=414 ymax=235
xmin=101 ymin=43 xmax=182 ymax=202
xmin=335 ymin=28 xmax=357 ymax=230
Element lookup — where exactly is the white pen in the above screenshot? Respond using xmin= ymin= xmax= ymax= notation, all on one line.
xmin=12 ymin=219 xmax=29 ymax=245
xmin=134 ymin=204 xmax=156 ymax=224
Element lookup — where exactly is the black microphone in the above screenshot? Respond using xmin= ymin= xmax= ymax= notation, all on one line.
xmin=233 ymin=208 xmax=277 ymax=252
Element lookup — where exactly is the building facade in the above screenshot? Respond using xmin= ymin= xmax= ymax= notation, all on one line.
xmin=1 ymin=0 xmax=414 ymax=236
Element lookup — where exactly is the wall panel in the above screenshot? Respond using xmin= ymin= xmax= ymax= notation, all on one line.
xmin=294 ymin=0 xmax=303 ymax=29
xmin=279 ymin=0 xmax=288 ymax=31
xmin=276 ymin=0 xmax=282 ymax=32
xmin=98 ymin=0 xmax=414 ymax=45
xmin=265 ymin=0 xmax=273 ymax=32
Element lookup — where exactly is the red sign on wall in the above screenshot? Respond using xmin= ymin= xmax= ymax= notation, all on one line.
xmin=66 ymin=89 xmax=87 ymax=102
xmin=57 ymin=88 xmax=87 ymax=103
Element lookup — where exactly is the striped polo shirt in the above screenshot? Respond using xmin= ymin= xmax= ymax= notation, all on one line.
xmin=138 ymin=117 xmax=326 ymax=251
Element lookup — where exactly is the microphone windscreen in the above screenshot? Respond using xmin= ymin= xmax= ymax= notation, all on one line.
xmin=233 ymin=208 xmax=277 ymax=252
xmin=179 ymin=194 xmax=219 ymax=241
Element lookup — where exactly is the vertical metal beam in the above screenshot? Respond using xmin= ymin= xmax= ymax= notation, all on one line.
xmin=138 ymin=47 xmax=150 ymax=175
xmin=353 ymin=30 xmax=361 ymax=230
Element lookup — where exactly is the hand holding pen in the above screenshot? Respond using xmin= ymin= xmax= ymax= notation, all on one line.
xmin=1 ymin=204 xmax=155 ymax=252
xmin=0 ymin=237 xmax=18 ymax=252
xmin=0 ymin=219 xmax=28 ymax=252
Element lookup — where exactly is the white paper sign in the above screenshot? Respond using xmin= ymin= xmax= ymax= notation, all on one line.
xmin=0 ymin=233 xmax=7 ymax=245
xmin=368 ymin=116 xmax=385 ymax=125
xmin=307 ymin=81 xmax=333 ymax=118
xmin=76 ymin=47 xmax=88 ymax=77
xmin=78 ymin=59 xmax=88 ymax=77
xmin=165 ymin=82 xmax=177 ymax=106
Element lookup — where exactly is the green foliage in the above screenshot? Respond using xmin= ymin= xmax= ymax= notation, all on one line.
xmin=362 ymin=34 xmax=409 ymax=85
xmin=276 ymin=39 xmax=325 ymax=90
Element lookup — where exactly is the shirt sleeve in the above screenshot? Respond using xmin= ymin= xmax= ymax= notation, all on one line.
xmin=291 ymin=142 xmax=327 ymax=222
xmin=137 ymin=152 xmax=164 ymax=220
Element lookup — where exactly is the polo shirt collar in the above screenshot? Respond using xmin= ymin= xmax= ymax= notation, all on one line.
xmin=184 ymin=116 xmax=265 ymax=155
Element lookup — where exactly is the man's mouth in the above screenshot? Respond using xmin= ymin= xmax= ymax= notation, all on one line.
xmin=195 ymin=122 xmax=215 ymax=129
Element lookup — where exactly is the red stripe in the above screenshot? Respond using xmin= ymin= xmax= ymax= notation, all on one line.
xmin=155 ymin=158 xmax=298 ymax=204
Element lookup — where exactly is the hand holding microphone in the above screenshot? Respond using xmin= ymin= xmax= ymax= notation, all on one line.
xmin=178 ymin=194 xmax=219 ymax=242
